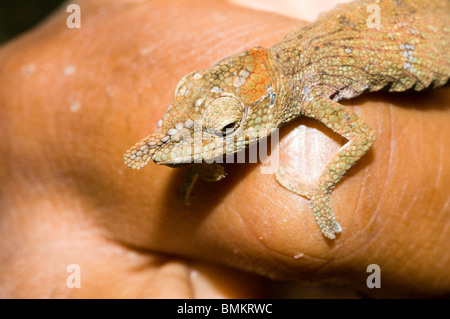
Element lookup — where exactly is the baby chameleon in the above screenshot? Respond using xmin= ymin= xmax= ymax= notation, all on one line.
xmin=124 ymin=0 xmax=450 ymax=239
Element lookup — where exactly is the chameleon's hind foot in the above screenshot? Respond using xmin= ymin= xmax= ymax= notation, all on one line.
xmin=309 ymin=192 xmax=342 ymax=240
xmin=276 ymin=167 xmax=342 ymax=239
xmin=275 ymin=167 xmax=314 ymax=199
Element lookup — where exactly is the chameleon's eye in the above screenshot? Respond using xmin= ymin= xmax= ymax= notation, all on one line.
xmin=202 ymin=96 xmax=246 ymax=138
xmin=220 ymin=121 xmax=239 ymax=136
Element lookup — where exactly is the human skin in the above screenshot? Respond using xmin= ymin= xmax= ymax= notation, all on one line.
xmin=0 ymin=0 xmax=448 ymax=298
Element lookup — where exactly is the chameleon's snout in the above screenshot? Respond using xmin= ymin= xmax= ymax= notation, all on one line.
xmin=123 ymin=134 xmax=162 ymax=169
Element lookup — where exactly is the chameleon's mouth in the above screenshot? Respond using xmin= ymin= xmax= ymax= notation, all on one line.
xmin=154 ymin=161 xmax=191 ymax=167
xmin=125 ymin=128 xmax=200 ymax=168
xmin=151 ymin=151 xmax=193 ymax=165
xmin=150 ymin=135 xmax=235 ymax=166
xmin=150 ymin=140 xmax=196 ymax=166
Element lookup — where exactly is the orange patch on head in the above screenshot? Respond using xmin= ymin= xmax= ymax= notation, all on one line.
xmin=242 ymin=47 xmax=271 ymax=104
xmin=245 ymin=80 xmax=255 ymax=90
xmin=244 ymin=91 xmax=255 ymax=101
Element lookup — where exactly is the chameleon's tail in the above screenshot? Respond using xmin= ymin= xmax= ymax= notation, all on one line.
xmin=123 ymin=134 xmax=161 ymax=169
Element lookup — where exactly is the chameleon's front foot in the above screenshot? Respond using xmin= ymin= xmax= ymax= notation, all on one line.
xmin=181 ymin=163 xmax=226 ymax=204
xmin=276 ymin=167 xmax=342 ymax=239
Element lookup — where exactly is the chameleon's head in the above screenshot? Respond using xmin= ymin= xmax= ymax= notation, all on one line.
xmin=124 ymin=46 xmax=283 ymax=168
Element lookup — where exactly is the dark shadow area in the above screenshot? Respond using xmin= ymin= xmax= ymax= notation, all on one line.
xmin=0 ymin=0 xmax=66 ymax=45
xmin=344 ymin=86 xmax=450 ymax=111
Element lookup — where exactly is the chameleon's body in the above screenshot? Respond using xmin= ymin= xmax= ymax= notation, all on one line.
xmin=124 ymin=0 xmax=450 ymax=239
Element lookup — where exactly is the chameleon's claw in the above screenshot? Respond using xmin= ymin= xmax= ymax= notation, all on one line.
xmin=318 ymin=220 xmax=342 ymax=240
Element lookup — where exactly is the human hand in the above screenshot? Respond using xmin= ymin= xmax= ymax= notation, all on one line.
xmin=0 ymin=0 xmax=448 ymax=298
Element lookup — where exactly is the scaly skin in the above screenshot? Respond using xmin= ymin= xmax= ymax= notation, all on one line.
xmin=124 ymin=0 xmax=450 ymax=239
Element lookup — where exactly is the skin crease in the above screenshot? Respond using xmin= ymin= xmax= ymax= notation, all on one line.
xmin=0 ymin=0 xmax=448 ymax=298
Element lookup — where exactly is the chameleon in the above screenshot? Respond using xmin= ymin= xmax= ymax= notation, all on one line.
xmin=124 ymin=0 xmax=450 ymax=239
